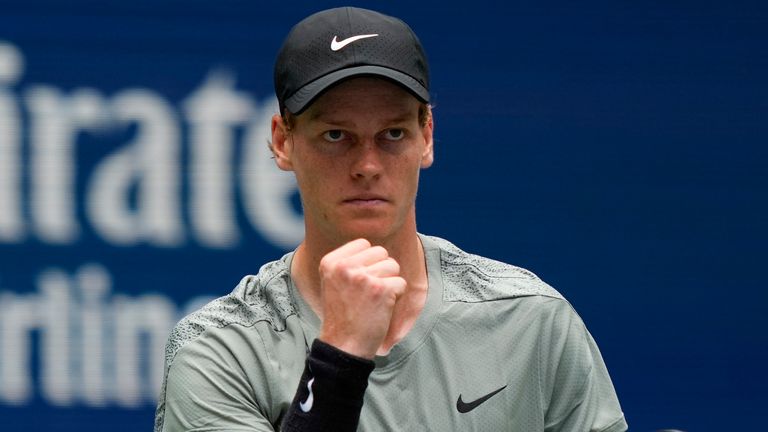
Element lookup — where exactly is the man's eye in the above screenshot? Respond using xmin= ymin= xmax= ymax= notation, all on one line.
xmin=322 ymin=130 xmax=346 ymax=142
xmin=383 ymin=129 xmax=405 ymax=141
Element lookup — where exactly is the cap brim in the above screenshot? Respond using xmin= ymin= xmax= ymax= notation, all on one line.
xmin=284 ymin=65 xmax=429 ymax=114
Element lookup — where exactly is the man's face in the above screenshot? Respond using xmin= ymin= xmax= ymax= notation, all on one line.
xmin=272 ymin=77 xmax=434 ymax=245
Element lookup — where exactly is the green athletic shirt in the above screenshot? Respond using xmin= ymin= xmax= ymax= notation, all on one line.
xmin=155 ymin=235 xmax=628 ymax=432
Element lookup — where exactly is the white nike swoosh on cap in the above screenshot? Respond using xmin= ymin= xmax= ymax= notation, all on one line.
xmin=330 ymin=34 xmax=379 ymax=51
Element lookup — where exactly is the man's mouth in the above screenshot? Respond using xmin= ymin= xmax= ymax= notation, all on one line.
xmin=342 ymin=195 xmax=388 ymax=206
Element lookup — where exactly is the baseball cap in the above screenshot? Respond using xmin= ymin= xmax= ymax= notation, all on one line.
xmin=274 ymin=7 xmax=430 ymax=115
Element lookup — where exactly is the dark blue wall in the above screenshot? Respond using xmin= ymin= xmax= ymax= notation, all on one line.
xmin=0 ymin=1 xmax=765 ymax=431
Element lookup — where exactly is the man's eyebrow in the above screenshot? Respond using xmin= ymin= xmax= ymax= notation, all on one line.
xmin=383 ymin=113 xmax=415 ymax=125
xmin=306 ymin=108 xmax=328 ymax=122
xmin=308 ymin=110 xmax=416 ymax=126
xmin=309 ymin=114 xmax=355 ymax=127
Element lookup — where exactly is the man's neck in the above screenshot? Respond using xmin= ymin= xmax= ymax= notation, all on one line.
xmin=291 ymin=228 xmax=429 ymax=355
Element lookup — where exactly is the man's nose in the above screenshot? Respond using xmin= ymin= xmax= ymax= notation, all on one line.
xmin=351 ymin=140 xmax=383 ymax=180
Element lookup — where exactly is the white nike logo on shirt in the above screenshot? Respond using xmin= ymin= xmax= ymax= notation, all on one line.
xmin=299 ymin=378 xmax=315 ymax=412
xmin=330 ymin=34 xmax=379 ymax=51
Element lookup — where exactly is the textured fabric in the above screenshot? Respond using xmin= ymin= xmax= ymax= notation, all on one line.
xmin=155 ymin=234 xmax=627 ymax=431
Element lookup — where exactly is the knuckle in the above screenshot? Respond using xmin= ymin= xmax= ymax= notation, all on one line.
xmin=348 ymin=268 xmax=368 ymax=285
xmin=371 ymin=245 xmax=388 ymax=257
xmin=319 ymin=255 xmax=334 ymax=272
xmin=337 ymin=257 xmax=355 ymax=272
xmin=387 ymin=257 xmax=400 ymax=273
xmin=394 ymin=277 xmax=407 ymax=292
xmin=368 ymin=278 xmax=386 ymax=295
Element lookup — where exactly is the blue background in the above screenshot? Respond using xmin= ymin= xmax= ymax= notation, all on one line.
xmin=1 ymin=1 xmax=766 ymax=431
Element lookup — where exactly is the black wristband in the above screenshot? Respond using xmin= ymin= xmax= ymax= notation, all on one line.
xmin=281 ymin=339 xmax=375 ymax=432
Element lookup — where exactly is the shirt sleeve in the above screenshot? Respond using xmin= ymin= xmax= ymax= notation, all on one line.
xmin=540 ymin=299 xmax=628 ymax=432
xmin=159 ymin=335 xmax=374 ymax=432
xmin=159 ymin=330 xmax=276 ymax=432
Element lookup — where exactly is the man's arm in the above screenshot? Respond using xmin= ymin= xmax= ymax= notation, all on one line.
xmin=281 ymin=239 xmax=404 ymax=431
xmin=159 ymin=239 xmax=403 ymax=431
xmin=280 ymin=340 xmax=374 ymax=431
xmin=162 ymin=337 xmax=374 ymax=432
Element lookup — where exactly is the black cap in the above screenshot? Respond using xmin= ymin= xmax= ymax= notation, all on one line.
xmin=274 ymin=7 xmax=430 ymax=115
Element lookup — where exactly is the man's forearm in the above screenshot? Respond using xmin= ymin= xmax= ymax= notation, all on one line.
xmin=281 ymin=339 xmax=375 ymax=431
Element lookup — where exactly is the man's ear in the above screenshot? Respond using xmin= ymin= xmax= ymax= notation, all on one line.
xmin=271 ymin=114 xmax=294 ymax=171
xmin=420 ymin=110 xmax=434 ymax=169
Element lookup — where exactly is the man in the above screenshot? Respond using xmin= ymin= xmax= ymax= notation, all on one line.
xmin=155 ymin=7 xmax=627 ymax=432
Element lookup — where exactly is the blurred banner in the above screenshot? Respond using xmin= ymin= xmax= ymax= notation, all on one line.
xmin=0 ymin=2 xmax=306 ymax=429
xmin=1 ymin=1 xmax=766 ymax=431
xmin=0 ymin=34 xmax=301 ymax=403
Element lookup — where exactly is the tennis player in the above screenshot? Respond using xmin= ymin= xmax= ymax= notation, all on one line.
xmin=155 ymin=7 xmax=627 ymax=431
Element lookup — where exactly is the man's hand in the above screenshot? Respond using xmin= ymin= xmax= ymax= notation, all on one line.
xmin=317 ymin=238 xmax=406 ymax=359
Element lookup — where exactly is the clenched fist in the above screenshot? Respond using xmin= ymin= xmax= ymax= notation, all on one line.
xmin=317 ymin=238 xmax=407 ymax=359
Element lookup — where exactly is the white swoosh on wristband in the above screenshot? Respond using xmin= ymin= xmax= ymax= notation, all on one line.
xmin=299 ymin=378 xmax=315 ymax=412
xmin=330 ymin=34 xmax=379 ymax=51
